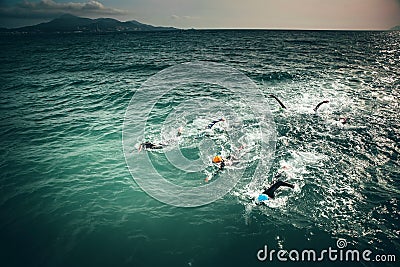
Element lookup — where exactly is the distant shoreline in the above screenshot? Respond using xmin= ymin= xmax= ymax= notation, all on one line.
xmin=1 ymin=14 xmax=397 ymax=34
xmin=0 ymin=28 xmax=391 ymax=36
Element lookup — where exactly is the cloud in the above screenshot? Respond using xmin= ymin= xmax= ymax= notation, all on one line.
xmin=0 ymin=0 xmax=126 ymax=19
xmin=170 ymin=14 xmax=199 ymax=20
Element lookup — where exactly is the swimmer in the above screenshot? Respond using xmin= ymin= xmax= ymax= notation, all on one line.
xmin=138 ymin=142 xmax=163 ymax=152
xmin=177 ymin=126 xmax=183 ymax=136
xmin=255 ymin=180 xmax=294 ymax=204
xmin=313 ymin=100 xmax=329 ymax=112
xmin=204 ymin=155 xmax=227 ymax=182
xmin=138 ymin=127 xmax=183 ymax=152
xmin=268 ymin=94 xmax=287 ymax=109
xmin=339 ymin=117 xmax=349 ymax=124
xmin=207 ymin=118 xmax=225 ymax=129
xmin=213 ymin=155 xmax=227 ymax=170
xmin=205 ymin=145 xmax=245 ymax=182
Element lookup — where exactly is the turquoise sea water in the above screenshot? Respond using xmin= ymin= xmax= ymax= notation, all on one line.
xmin=0 ymin=30 xmax=399 ymax=267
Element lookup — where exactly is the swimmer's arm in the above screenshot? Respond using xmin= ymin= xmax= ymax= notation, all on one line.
xmin=207 ymin=120 xmax=218 ymax=129
xmin=269 ymin=94 xmax=287 ymax=109
xmin=205 ymin=163 xmax=224 ymax=182
xmin=313 ymin=100 xmax=329 ymax=112
xmin=206 ymin=118 xmax=225 ymax=129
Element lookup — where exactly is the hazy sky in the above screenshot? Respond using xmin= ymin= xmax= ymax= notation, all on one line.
xmin=1 ymin=0 xmax=400 ymax=29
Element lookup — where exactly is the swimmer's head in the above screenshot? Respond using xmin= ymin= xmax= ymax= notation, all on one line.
xmin=255 ymin=194 xmax=268 ymax=204
xmin=212 ymin=155 xmax=223 ymax=163
xmin=258 ymin=194 xmax=268 ymax=201
xmin=339 ymin=117 xmax=348 ymax=124
xmin=177 ymin=126 xmax=183 ymax=136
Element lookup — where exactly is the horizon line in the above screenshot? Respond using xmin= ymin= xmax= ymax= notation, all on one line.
xmin=1 ymin=14 xmax=398 ymax=31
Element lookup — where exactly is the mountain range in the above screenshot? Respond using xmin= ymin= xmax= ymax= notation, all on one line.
xmin=390 ymin=25 xmax=400 ymax=31
xmin=1 ymin=14 xmax=178 ymax=33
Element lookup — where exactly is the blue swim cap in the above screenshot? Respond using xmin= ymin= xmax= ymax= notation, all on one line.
xmin=257 ymin=194 xmax=268 ymax=202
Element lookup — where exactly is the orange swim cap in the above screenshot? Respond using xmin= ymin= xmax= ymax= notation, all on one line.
xmin=212 ymin=155 xmax=223 ymax=163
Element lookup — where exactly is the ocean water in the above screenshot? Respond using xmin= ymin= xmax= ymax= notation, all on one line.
xmin=0 ymin=30 xmax=399 ymax=267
